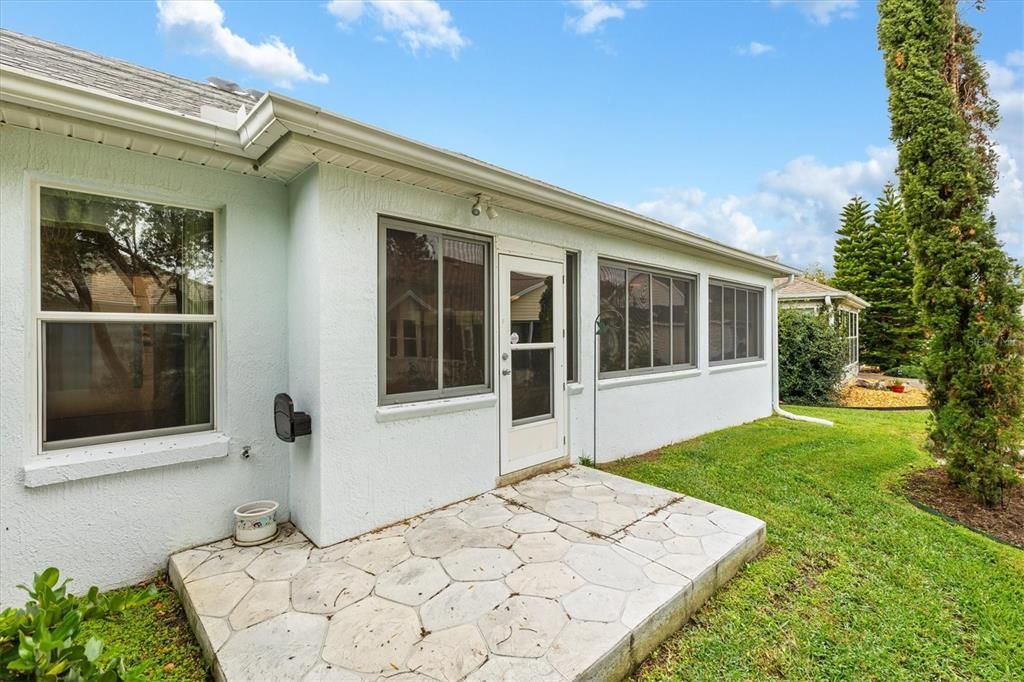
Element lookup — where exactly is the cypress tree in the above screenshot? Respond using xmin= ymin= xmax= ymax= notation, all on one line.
xmin=879 ymin=0 xmax=1024 ymax=504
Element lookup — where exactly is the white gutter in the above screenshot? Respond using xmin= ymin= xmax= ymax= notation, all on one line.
xmin=771 ymin=275 xmax=834 ymax=427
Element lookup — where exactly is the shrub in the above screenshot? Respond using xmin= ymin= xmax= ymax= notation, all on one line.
xmin=779 ymin=309 xmax=848 ymax=405
xmin=885 ymin=364 xmax=927 ymax=381
xmin=0 ymin=568 xmax=157 ymax=681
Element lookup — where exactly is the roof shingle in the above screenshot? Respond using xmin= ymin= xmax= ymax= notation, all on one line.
xmin=0 ymin=28 xmax=256 ymax=118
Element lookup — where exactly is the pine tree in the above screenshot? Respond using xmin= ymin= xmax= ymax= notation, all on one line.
xmin=879 ymin=0 xmax=1024 ymax=504
xmin=832 ymin=196 xmax=872 ymax=301
xmin=868 ymin=183 xmax=921 ymax=368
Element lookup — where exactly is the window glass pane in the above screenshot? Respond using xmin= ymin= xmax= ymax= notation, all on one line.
xmin=566 ymin=252 xmax=578 ymax=383
xmin=443 ymin=238 xmax=486 ymax=388
xmin=723 ymin=287 xmax=736 ymax=361
xmin=509 ymin=273 xmax=553 ymax=343
xmin=511 ymin=349 xmax=552 ymax=422
xmin=385 ymin=228 xmax=439 ymax=394
xmin=736 ymin=290 xmax=748 ymax=358
xmin=628 ymin=271 xmax=651 ymax=369
xmin=44 ymin=322 xmax=212 ymax=445
xmin=40 ymin=187 xmax=214 ymax=315
xmin=671 ymin=279 xmax=691 ymax=365
xmin=709 ymin=284 xmax=723 ymax=362
xmin=750 ymin=291 xmax=761 ymax=358
xmin=652 ymin=276 xmax=671 ymax=367
xmin=599 ymin=265 xmax=626 ymax=372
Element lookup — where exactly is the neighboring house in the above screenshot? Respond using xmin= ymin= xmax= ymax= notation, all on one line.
xmin=775 ymin=276 xmax=869 ymax=378
xmin=0 ymin=29 xmax=800 ymax=604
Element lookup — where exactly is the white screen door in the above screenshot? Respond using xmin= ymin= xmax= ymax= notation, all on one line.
xmin=499 ymin=254 xmax=565 ymax=474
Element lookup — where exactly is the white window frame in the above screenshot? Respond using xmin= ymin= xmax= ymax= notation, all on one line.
xmin=708 ymin=279 xmax=765 ymax=366
xmin=33 ymin=181 xmax=220 ymax=452
xmin=845 ymin=309 xmax=859 ymax=367
xmin=377 ymin=216 xmax=492 ymax=406
xmin=565 ymin=250 xmax=580 ymax=384
xmin=598 ymin=258 xmax=698 ymax=379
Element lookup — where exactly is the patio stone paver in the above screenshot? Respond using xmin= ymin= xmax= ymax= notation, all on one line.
xmin=170 ymin=465 xmax=766 ymax=681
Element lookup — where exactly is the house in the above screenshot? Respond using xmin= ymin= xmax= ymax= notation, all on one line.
xmin=0 ymin=29 xmax=799 ymax=606
xmin=775 ymin=276 xmax=869 ymax=378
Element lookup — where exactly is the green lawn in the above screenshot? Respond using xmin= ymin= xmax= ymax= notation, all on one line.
xmin=606 ymin=407 xmax=1024 ymax=681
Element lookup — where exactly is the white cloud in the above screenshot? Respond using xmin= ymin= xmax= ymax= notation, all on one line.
xmin=156 ymin=0 xmax=327 ymax=87
xmin=988 ymin=52 xmax=1024 ymax=252
xmin=626 ymin=147 xmax=899 ymax=268
xmin=566 ymin=1 xmax=644 ymax=35
xmin=770 ymin=0 xmax=857 ymax=25
xmin=327 ymin=0 xmax=467 ymax=55
xmin=737 ymin=41 xmax=775 ymax=57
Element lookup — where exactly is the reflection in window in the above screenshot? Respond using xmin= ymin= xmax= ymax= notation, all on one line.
xmin=443 ymin=238 xmax=486 ymax=388
xmin=40 ymin=187 xmax=214 ymax=315
xmin=709 ymin=280 xmax=763 ymax=364
xmin=509 ymin=273 xmax=553 ymax=343
xmin=599 ymin=264 xmax=626 ymax=373
xmin=385 ymin=228 xmax=439 ymax=395
xmin=44 ymin=322 xmax=212 ymax=444
xmin=511 ymin=348 xmax=552 ymax=423
xmin=599 ymin=261 xmax=696 ymax=376
xmin=38 ymin=187 xmax=215 ymax=449
xmin=566 ymin=252 xmax=579 ymax=383
xmin=382 ymin=222 xmax=490 ymax=401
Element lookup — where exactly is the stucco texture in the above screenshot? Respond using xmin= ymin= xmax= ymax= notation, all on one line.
xmin=0 ymin=127 xmax=291 ymax=606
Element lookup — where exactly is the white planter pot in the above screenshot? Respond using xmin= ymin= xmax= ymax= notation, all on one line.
xmin=233 ymin=500 xmax=279 ymax=546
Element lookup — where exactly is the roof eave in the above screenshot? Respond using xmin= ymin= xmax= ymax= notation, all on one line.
xmin=259 ymin=93 xmax=802 ymax=277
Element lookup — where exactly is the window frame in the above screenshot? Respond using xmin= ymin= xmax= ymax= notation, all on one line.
xmin=708 ymin=278 xmax=766 ymax=367
xmin=33 ymin=182 xmax=220 ymax=452
xmin=844 ymin=309 xmax=859 ymax=367
xmin=377 ymin=216 xmax=492 ymax=406
xmin=597 ymin=258 xmax=698 ymax=379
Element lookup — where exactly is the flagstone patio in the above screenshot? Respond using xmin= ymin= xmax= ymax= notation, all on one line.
xmin=169 ymin=466 xmax=765 ymax=681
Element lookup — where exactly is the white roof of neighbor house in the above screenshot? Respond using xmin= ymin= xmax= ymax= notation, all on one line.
xmin=0 ymin=28 xmax=801 ymax=277
xmin=774 ymin=276 xmax=869 ymax=309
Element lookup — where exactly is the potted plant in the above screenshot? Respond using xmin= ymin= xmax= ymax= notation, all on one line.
xmin=890 ymin=379 xmax=906 ymax=393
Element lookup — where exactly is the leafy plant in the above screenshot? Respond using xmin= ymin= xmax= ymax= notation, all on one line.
xmin=886 ymin=364 xmax=927 ymax=380
xmin=0 ymin=568 xmax=157 ymax=681
xmin=778 ymin=308 xmax=848 ymax=406
xmin=879 ymin=0 xmax=1024 ymax=504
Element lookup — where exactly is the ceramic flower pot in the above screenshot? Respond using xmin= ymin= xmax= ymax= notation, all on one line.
xmin=233 ymin=500 xmax=279 ymax=546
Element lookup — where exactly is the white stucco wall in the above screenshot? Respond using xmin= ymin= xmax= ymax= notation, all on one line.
xmin=0 ymin=127 xmax=291 ymax=606
xmin=301 ymin=164 xmax=776 ymax=546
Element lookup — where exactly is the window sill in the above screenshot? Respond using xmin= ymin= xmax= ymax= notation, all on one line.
xmin=22 ymin=431 xmax=230 ymax=488
xmin=567 ymin=382 xmax=585 ymax=396
xmin=375 ymin=393 xmax=497 ymax=423
xmin=598 ymin=367 xmax=701 ymax=391
xmin=708 ymin=360 xmax=768 ymax=374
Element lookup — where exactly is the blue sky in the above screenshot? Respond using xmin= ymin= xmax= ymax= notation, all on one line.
xmin=2 ymin=0 xmax=1022 ymax=268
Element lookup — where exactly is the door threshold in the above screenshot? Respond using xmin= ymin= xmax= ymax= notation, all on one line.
xmin=495 ymin=455 xmax=570 ymax=488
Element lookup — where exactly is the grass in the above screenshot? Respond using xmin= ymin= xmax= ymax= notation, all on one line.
xmin=606 ymin=407 xmax=1024 ymax=681
xmin=80 ymin=577 xmax=207 ymax=681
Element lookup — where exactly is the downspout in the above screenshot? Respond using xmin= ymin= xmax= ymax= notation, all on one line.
xmin=772 ymin=275 xmax=834 ymax=426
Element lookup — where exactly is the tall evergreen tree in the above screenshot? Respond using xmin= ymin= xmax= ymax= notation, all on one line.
xmin=879 ymin=0 xmax=1024 ymax=504
xmin=832 ymin=196 xmax=873 ymax=303
xmin=868 ymin=183 xmax=921 ymax=368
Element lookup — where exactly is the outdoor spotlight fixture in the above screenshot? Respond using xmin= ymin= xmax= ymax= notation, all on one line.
xmin=472 ymin=193 xmax=497 ymax=219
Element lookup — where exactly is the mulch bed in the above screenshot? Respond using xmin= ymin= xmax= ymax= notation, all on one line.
xmin=903 ymin=467 xmax=1024 ymax=548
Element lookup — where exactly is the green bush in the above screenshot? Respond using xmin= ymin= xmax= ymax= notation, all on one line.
xmin=0 ymin=568 xmax=157 ymax=681
xmin=779 ymin=308 xmax=848 ymax=405
xmin=885 ymin=364 xmax=927 ymax=380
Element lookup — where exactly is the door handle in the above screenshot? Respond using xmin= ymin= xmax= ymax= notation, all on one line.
xmin=501 ymin=368 xmax=511 ymax=376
